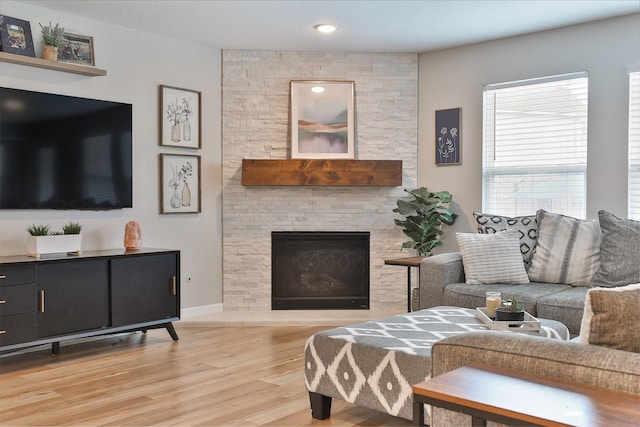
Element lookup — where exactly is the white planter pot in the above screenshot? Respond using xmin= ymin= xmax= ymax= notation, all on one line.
xmin=27 ymin=235 xmax=82 ymax=258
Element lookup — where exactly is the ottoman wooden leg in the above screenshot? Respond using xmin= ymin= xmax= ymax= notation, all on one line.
xmin=309 ymin=391 xmax=332 ymax=419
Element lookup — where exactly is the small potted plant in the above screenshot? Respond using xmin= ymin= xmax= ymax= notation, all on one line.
xmin=393 ymin=187 xmax=458 ymax=256
xmin=39 ymin=21 xmax=64 ymax=61
xmin=62 ymin=221 xmax=82 ymax=235
xmin=27 ymin=222 xmax=82 ymax=257
xmin=495 ymin=297 xmax=525 ymax=321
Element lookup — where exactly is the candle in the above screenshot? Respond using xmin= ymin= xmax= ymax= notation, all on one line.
xmin=485 ymin=292 xmax=501 ymax=318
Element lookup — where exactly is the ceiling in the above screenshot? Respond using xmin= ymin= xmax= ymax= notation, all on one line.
xmin=22 ymin=0 xmax=640 ymax=53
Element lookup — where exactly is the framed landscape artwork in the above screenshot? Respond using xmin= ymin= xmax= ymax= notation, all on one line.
xmin=160 ymin=153 xmax=201 ymax=214
xmin=160 ymin=85 xmax=201 ymax=149
xmin=0 ymin=15 xmax=35 ymax=57
xmin=435 ymin=107 xmax=461 ymax=165
xmin=290 ymin=80 xmax=355 ymax=159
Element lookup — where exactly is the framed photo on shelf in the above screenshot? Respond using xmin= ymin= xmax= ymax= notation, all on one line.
xmin=58 ymin=32 xmax=95 ymax=65
xmin=160 ymin=153 xmax=201 ymax=214
xmin=160 ymin=85 xmax=201 ymax=149
xmin=290 ymin=80 xmax=355 ymax=159
xmin=435 ymin=107 xmax=461 ymax=165
xmin=0 ymin=15 xmax=35 ymax=57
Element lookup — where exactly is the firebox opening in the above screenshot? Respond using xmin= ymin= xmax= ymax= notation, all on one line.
xmin=271 ymin=231 xmax=370 ymax=310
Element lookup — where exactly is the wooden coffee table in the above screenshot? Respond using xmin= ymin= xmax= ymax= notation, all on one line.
xmin=412 ymin=364 xmax=640 ymax=426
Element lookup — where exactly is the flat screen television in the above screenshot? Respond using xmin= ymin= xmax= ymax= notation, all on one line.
xmin=0 ymin=87 xmax=132 ymax=210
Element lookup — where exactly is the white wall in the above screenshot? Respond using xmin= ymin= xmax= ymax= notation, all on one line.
xmin=419 ymin=14 xmax=640 ymax=253
xmin=0 ymin=1 xmax=223 ymax=313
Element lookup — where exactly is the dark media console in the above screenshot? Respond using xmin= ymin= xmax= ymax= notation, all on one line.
xmin=0 ymin=248 xmax=180 ymax=355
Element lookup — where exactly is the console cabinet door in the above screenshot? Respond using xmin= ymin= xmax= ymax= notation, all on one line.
xmin=37 ymin=260 xmax=110 ymax=338
xmin=110 ymin=253 xmax=178 ymax=327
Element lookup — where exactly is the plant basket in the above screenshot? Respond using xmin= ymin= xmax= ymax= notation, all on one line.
xmin=27 ymin=235 xmax=81 ymax=258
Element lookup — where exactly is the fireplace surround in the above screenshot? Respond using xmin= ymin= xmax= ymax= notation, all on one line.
xmin=271 ymin=231 xmax=370 ymax=310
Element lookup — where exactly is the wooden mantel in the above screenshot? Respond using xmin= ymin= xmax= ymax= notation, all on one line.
xmin=241 ymin=159 xmax=403 ymax=186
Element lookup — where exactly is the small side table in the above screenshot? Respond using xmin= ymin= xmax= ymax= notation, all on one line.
xmin=384 ymin=256 xmax=426 ymax=312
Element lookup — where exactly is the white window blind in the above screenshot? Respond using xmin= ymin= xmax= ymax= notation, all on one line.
xmin=482 ymin=72 xmax=588 ymax=218
xmin=629 ymin=71 xmax=640 ymax=220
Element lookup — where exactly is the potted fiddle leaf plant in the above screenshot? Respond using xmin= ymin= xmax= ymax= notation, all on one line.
xmin=495 ymin=297 xmax=525 ymax=321
xmin=39 ymin=21 xmax=64 ymax=61
xmin=26 ymin=222 xmax=82 ymax=258
xmin=393 ymin=187 xmax=458 ymax=256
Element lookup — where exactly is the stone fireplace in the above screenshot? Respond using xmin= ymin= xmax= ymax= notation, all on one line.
xmin=271 ymin=231 xmax=370 ymax=310
xmin=221 ymin=50 xmax=418 ymax=312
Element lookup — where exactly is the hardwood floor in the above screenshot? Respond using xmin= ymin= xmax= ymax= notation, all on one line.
xmin=0 ymin=324 xmax=410 ymax=426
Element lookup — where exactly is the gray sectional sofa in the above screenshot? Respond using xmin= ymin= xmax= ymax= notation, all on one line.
xmin=418 ymin=209 xmax=640 ymax=336
xmin=418 ymin=251 xmax=588 ymax=335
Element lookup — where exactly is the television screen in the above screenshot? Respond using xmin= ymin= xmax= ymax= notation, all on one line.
xmin=0 ymin=87 xmax=132 ymax=210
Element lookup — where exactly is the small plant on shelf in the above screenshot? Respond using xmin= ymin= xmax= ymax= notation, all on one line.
xmin=26 ymin=224 xmax=51 ymax=236
xmin=62 ymin=221 xmax=83 ymax=235
xmin=39 ymin=21 xmax=65 ymax=47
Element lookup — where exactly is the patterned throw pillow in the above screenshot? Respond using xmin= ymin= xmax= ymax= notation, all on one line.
xmin=473 ymin=211 xmax=537 ymax=268
xmin=456 ymin=229 xmax=530 ymax=285
xmin=528 ymin=210 xmax=602 ymax=286
xmin=579 ymin=283 xmax=640 ymax=353
xmin=591 ymin=210 xmax=640 ymax=288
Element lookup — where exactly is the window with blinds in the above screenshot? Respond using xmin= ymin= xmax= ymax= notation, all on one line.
xmin=629 ymin=71 xmax=640 ymax=220
xmin=482 ymin=72 xmax=588 ymax=218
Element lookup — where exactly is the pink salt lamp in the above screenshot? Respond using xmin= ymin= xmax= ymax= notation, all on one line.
xmin=124 ymin=221 xmax=142 ymax=249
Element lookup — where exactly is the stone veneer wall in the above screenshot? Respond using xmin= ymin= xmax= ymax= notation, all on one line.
xmin=222 ymin=50 xmax=418 ymax=311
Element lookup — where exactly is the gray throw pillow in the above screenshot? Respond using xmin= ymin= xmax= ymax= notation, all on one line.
xmin=528 ymin=210 xmax=602 ymax=286
xmin=473 ymin=211 xmax=537 ymax=268
xmin=456 ymin=229 xmax=530 ymax=285
xmin=579 ymin=283 xmax=640 ymax=352
xmin=591 ymin=210 xmax=640 ymax=288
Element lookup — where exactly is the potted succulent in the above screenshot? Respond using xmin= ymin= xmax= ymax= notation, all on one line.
xmin=393 ymin=187 xmax=458 ymax=256
xmin=27 ymin=222 xmax=82 ymax=257
xmin=495 ymin=297 xmax=525 ymax=321
xmin=39 ymin=21 xmax=64 ymax=61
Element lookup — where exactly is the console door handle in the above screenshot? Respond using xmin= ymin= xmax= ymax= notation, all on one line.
xmin=171 ymin=276 xmax=177 ymax=296
xmin=0 ymin=275 xmax=6 ymax=279
xmin=39 ymin=290 xmax=45 ymax=313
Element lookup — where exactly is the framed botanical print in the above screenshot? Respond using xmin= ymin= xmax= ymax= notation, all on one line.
xmin=160 ymin=153 xmax=201 ymax=214
xmin=435 ymin=108 xmax=461 ymax=165
xmin=290 ymin=80 xmax=355 ymax=159
xmin=160 ymin=85 xmax=201 ymax=149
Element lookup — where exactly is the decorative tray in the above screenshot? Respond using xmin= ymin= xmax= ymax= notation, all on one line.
xmin=476 ymin=307 xmax=541 ymax=331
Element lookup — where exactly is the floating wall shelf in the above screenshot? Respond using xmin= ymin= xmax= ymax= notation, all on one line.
xmin=0 ymin=52 xmax=107 ymax=77
xmin=241 ymin=159 xmax=403 ymax=186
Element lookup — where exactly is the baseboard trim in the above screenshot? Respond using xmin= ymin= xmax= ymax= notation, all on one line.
xmin=180 ymin=303 xmax=223 ymax=319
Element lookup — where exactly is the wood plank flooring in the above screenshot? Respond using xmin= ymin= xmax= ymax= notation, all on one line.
xmin=0 ymin=324 xmax=410 ymax=426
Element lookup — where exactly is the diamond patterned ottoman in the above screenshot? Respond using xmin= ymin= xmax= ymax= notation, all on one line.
xmin=304 ymin=306 xmax=569 ymax=422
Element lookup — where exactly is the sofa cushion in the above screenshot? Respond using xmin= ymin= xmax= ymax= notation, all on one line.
xmin=441 ymin=282 xmax=569 ymax=315
xmin=495 ymin=283 xmax=572 ymax=316
xmin=528 ymin=210 xmax=602 ymax=286
xmin=579 ymin=283 xmax=640 ymax=352
xmin=456 ymin=229 xmax=529 ymax=285
xmin=473 ymin=211 xmax=537 ymax=268
xmin=537 ymin=287 xmax=589 ymax=336
xmin=443 ymin=283 xmax=510 ymax=310
xmin=591 ymin=211 xmax=640 ymax=288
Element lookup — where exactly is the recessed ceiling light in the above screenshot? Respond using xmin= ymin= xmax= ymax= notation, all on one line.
xmin=314 ymin=24 xmax=337 ymax=34
xmin=311 ymin=86 xmax=325 ymax=93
